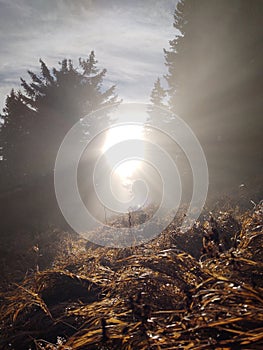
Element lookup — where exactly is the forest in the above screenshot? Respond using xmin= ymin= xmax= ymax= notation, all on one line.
xmin=0 ymin=1 xmax=262 ymax=349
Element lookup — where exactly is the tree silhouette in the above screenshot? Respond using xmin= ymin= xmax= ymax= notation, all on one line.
xmin=0 ymin=51 xmax=118 ymax=189
xmin=147 ymin=77 xmax=169 ymax=129
xmin=149 ymin=78 xmax=166 ymax=109
xmin=0 ymin=89 xmax=34 ymax=189
xmin=160 ymin=0 xmax=263 ymax=190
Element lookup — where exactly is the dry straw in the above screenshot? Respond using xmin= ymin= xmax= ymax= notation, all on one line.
xmin=0 ymin=203 xmax=262 ymax=349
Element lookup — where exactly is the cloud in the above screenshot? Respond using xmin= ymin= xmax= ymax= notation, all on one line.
xmin=0 ymin=0 xmax=177 ymax=109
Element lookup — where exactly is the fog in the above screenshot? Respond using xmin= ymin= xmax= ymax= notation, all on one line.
xmin=0 ymin=0 xmax=262 ymax=237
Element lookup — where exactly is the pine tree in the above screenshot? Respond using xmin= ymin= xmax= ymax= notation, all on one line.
xmin=163 ymin=0 xmax=263 ymax=189
xmin=164 ymin=0 xmax=204 ymax=117
xmin=0 ymin=52 xmax=118 ymax=188
xmin=0 ymin=89 xmax=34 ymax=189
xmin=147 ymin=77 xmax=169 ymax=129
xmin=149 ymin=78 xmax=166 ymax=108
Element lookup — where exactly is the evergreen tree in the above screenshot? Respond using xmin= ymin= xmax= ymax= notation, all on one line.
xmin=0 ymin=89 xmax=34 ymax=189
xmin=162 ymin=0 xmax=263 ymax=189
xmin=147 ymin=77 xmax=169 ymax=129
xmin=149 ymin=78 xmax=166 ymax=108
xmin=0 ymin=51 xmax=118 ymax=189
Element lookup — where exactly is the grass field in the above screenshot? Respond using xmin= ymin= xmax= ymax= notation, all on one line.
xmin=0 ymin=200 xmax=262 ymax=349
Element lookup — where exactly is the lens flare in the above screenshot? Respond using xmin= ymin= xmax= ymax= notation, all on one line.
xmin=102 ymin=124 xmax=145 ymax=181
xmin=54 ymin=103 xmax=209 ymax=247
xmin=113 ymin=159 xmax=141 ymax=179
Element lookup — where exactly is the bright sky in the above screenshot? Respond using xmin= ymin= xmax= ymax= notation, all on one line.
xmin=0 ymin=0 xmax=177 ymax=110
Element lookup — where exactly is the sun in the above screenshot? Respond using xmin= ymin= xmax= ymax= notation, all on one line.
xmin=102 ymin=124 xmax=144 ymax=179
xmin=102 ymin=124 xmax=144 ymax=152
xmin=113 ymin=159 xmax=141 ymax=178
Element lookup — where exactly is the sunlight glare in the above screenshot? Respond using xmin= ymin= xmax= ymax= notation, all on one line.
xmin=113 ymin=160 xmax=141 ymax=179
xmin=102 ymin=125 xmax=145 ymax=179
xmin=103 ymin=125 xmax=144 ymax=152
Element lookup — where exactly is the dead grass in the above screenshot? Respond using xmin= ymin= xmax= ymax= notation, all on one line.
xmin=0 ymin=202 xmax=262 ymax=349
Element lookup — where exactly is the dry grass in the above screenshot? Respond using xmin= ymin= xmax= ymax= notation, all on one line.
xmin=0 ymin=203 xmax=262 ymax=349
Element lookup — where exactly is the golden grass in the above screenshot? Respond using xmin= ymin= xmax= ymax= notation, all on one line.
xmin=0 ymin=203 xmax=262 ymax=349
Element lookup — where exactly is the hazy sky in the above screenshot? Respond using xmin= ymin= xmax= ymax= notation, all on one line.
xmin=0 ymin=0 xmax=177 ymax=110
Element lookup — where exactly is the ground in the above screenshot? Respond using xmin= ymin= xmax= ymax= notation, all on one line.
xmin=0 ymin=202 xmax=262 ymax=349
